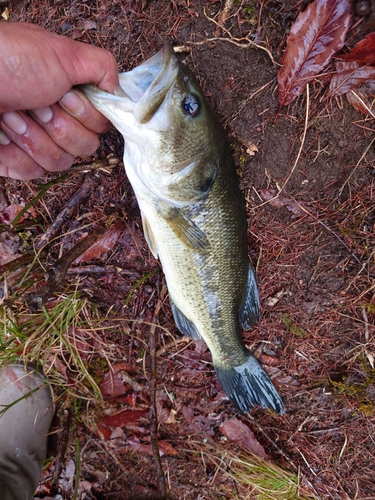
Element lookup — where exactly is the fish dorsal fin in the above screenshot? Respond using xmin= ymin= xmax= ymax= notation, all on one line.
xmin=160 ymin=205 xmax=210 ymax=251
xmin=170 ymin=297 xmax=202 ymax=340
xmin=141 ymin=212 xmax=158 ymax=258
xmin=239 ymin=262 xmax=260 ymax=331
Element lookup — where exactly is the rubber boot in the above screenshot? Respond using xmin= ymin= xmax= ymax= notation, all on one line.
xmin=0 ymin=361 xmax=54 ymax=500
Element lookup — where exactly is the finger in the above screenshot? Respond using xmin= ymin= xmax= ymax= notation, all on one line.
xmin=59 ymin=89 xmax=111 ymax=134
xmin=30 ymin=102 xmax=102 ymax=157
xmin=0 ymin=111 xmax=74 ymax=173
xmin=0 ymin=140 xmax=46 ymax=180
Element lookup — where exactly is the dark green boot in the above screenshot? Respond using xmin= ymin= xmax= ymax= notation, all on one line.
xmin=0 ymin=361 xmax=54 ymax=500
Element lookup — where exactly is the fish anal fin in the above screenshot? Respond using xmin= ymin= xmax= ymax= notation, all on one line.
xmin=141 ymin=212 xmax=158 ymax=258
xmin=170 ymin=298 xmax=202 ymax=340
xmin=239 ymin=262 xmax=260 ymax=331
xmin=214 ymin=353 xmax=284 ymax=414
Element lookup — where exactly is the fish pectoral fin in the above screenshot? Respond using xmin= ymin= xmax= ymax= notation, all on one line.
xmin=141 ymin=212 xmax=158 ymax=258
xmin=170 ymin=297 xmax=202 ymax=340
xmin=162 ymin=207 xmax=210 ymax=251
xmin=214 ymin=353 xmax=284 ymax=414
xmin=239 ymin=262 xmax=260 ymax=331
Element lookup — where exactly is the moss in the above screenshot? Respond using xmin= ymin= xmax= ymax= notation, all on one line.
xmin=87 ymin=357 xmax=108 ymax=386
xmin=329 ymin=356 xmax=375 ymax=416
xmin=280 ymin=314 xmax=306 ymax=337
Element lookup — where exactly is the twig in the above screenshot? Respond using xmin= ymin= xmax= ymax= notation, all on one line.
xmin=0 ymin=253 xmax=34 ymax=277
xmin=36 ymin=173 xmax=100 ymax=250
xmin=52 ymin=407 xmax=72 ymax=487
xmin=24 ymin=215 xmax=119 ymax=311
xmin=185 ymin=7 xmax=276 ymax=66
xmin=215 ymin=0 xmax=234 ymax=36
xmin=149 ymin=298 xmax=168 ymax=499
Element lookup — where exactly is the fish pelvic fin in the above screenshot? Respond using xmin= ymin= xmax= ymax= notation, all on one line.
xmin=170 ymin=298 xmax=202 ymax=340
xmin=141 ymin=212 xmax=158 ymax=258
xmin=215 ymin=354 xmax=284 ymax=414
xmin=239 ymin=261 xmax=260 ymax=331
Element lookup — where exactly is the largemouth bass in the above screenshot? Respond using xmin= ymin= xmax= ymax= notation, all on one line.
xmin=82 ymin=45 xmax=284 ymax=414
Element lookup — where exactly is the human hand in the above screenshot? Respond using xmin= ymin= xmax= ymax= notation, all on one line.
xmin=0 ymin=22 xmax=119 ymax=180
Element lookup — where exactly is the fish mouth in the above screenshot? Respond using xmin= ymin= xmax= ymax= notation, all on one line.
xmin=117 ymin=43 xmax=179 ymax=124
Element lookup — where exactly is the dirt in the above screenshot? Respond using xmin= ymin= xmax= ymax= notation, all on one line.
xmin=1 ymin=1 xmax=375 ymax=499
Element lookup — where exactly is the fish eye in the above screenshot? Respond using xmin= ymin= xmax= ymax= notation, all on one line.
xmin=182 ymin=94 xmax=201 ymax=117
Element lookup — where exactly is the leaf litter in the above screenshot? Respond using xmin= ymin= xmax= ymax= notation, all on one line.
xmin=1 ymin=0 xmax=375 ymax=499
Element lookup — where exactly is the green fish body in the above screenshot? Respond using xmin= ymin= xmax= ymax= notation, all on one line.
xmin=82 ymin=45 xmax=284 ymax=414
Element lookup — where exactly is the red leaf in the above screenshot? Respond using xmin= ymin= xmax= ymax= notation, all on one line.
xmin=329 ymin=62 xmax=375 ymax=96
xmin=340 ymin=33 xmax=375 ymax=65
xmin=0 ymin=204 xmax=37 ymax=225
xmin=346 ymin=87 xmax=375 ymax=115
xmin=99 ymin=370 xmax=130 ymax=400
xmin=128 ymin=436 xmax=178 ymax=456
xmin=278 ymin=0 xmax=351 ymax=107
xmin=101 ymin=409 xmax=147 ymax=428
xmin=220 ymin=417 xmax=268 ymax=459
xmin=74 ymin=221 xmax=125 ymax=264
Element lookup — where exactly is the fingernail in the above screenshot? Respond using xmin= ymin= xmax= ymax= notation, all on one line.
xmin=2 ymin=111 xmax=27 ymax=135
xmin=60 ymin=90 xmax=85 ymax=116
xmin=0 ymin=130 xmax=11 ymax=146
xmin=31 ymin=106 xmax=53 ymax=123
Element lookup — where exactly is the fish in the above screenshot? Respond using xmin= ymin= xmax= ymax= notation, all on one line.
xmin=82 ymin=44 xmax=284 ymax=414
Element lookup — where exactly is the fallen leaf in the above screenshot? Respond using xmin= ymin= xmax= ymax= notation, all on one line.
xmin=265 ymin=366 xmax=301 ymax=389
xmin=220 ymin=418 xmax=268 ymax=459
xmin=182 ymin=405 xmax=195 ymax=424
xmin=74 ymin=221 xmax=125 ymax=263
xmin=100 ymin=370 xmax=130 ymax=400
xmin=278 ymin=0 xmax=351 ymax=107
xmin=0 ymin=231 xmax=21 ymax=265
xmin=101 ymin=409 xmax=147 ymax=428
xmin=0 ymin=204 xmax=37 ymax=225
xmin=259 ymin=188 xmax=308 ymax=217
xmin=83 ymin=20 xmax=97 ymax=30
xmin=346 ymin=88 xmax=375 ymax=116
xmin=128 ymin=436 xmax=178 ymax=456
xmin=339 ymin=32 xmax=375 ymax=65
xmin=330 ymin=61 xmax=375 ymax=96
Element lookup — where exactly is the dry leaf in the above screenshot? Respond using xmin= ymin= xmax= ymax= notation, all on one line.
xmin=340 ymin=32 xmax=375 ymax=65
xmin=83 ymin=20 xmax=97 ymax=30
xmin=220 ymin=417 xmax=268 ymax=459
xmin=330 ymin=61 xmax=375 ymax=96
xmin=100 ymin=370 xmax=130 ymax=400
xmin=346 ymin=88 xmax=375 ymax=116
xmin=1 ymin=7 xmax=9 ymax=20
xmin=278 ymin=0 xmax=351 ymax=107
xmin=0 ymin=204 xmax=37 ymax=225
xmin=101 ymin=409 xmax=147 ymax=428
xmin=74 ymin=221 xmax=125 ymax=264
xmin=259 ymin=188 xmax=308 ymax=217
xmin=128 ymin=436 xmax=178 ymax=456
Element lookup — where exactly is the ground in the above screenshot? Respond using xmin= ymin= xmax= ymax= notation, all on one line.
xmin=1 ymin=1 xmax=375 ymax=499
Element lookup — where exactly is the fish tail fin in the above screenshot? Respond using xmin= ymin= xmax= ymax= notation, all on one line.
xmin=214 ymin=354 xmax=284 ymax=414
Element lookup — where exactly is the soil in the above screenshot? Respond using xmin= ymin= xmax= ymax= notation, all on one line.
xmin=1 ymin=1 xmax=375 ymax=499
